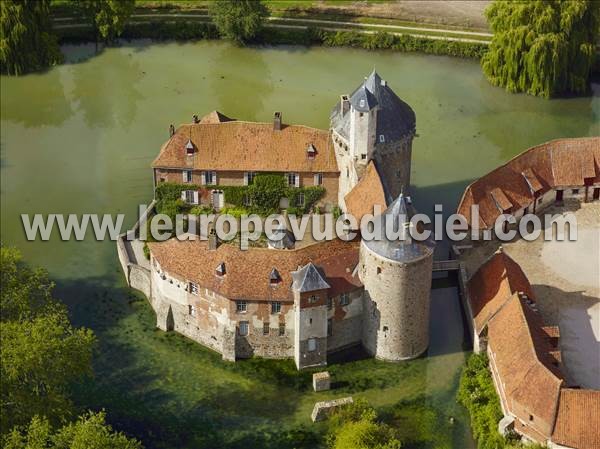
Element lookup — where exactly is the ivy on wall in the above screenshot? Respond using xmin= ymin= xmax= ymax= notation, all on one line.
xmin=154 ymin=173 xmax=325 ymax=216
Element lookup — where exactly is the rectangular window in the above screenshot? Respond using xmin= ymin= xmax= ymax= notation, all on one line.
xmin=327 ymin=297 xmax=333 ymax=310
xmin=307 ymin=338 xmax=316 ymax=351
xmin=188 ymin=305 xmax=196 ymax=316
xmin=183 ymin=170 xmax=192 ymax=183
xmin=327 ymin=318 xmax=333 ymax=336
xmin=182 ymin=190 xmax=199 ymax=205
xmin=202 ymin=171 xmax=216 ymax=185
xmin=296 ymin=193 xmax=305 ymax=207
xmin=271 ymin=301 xmax=281 ymax=314
xmin=263 ymin=322 xmax=270 ymax=335
xmin=287 ymin=172 xmax=299 ymax=187
xmin=572 ymin=189 xmax=579 ymax=194
xmin=244 ymin=171 xmax=256 ymax=185
xmin=308 ymin=295 xmax=318 ymax=304
xmin=238 ymin=321 xmax=249 ymax=336
xmin=340 ymin=292 xmax=350 ymax=306
xmin=189 ymin=282 xmax=199 ymax=295
xmin=314 ymin=173 xmax=323 ymax=186
xmin=236 ymin=300 xmax=247 ymax=313
xmin=279 ymin=323 xmax=285 ymax=336
xmin=361 ymin=154 xmax=367 ymax=160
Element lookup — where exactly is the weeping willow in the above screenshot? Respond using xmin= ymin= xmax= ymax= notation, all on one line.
xmin=0 ymin=0 xmax=62 ymax=75
xmin=482 ymin=0 xmax=600 ymax=98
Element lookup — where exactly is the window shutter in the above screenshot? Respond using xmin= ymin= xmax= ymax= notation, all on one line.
xmin=181 ymin=190 xmax=187 ymax=201
xmin=193 ymin=191 xmax=199 ymax=204
xmin=201 ymin=171 xmax=206 ymax=185
xmin=212 ymin=171 xmax=217 ymax=185
xmin=244 ymin=172 xmax=249 ymax=186
xmin=182 ymin=171 xmax=187 ymax=183
xmin=295 ymin=173 xmax=300 ymax=187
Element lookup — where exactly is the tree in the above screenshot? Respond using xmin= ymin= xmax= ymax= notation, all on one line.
xmin=79 ymin=0 xmax=135 ymax=45
xmin=0 ymin=0 xmax=62 ymax=75
xmin=0 ymin=247 xmax=96 ymax=432
xmin=209 ymin=0 xmax=269 ymax=44
xmin=327 ymin=400 xmax=402 ymax=449
xmin=481 ymin=0 xmax=600 ymax=97
xmin=3 ymin=412 xmax=142 ymax=449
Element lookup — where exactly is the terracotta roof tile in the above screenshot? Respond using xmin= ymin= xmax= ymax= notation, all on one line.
xmin=467 ymin=251 xmax=535 ymax=334
xmin=488 ymin=294 xmax=564 ymax=440
xmin=490 ymin=187 xmax=513 ymax=211
xmin=344 ymin=161 xmax=388 ymax=223
xmin=152 ymin=121 xmax=338 ymax=173
xmin=457 ymin=137 xmax=600 ymax=229
xmin=552 ymin=389 xmax=600 ymax=449
xmin=199 ymin=110 xmax=233 ymax=124
xmin=149 ymin=238 xmax=359 ymax=301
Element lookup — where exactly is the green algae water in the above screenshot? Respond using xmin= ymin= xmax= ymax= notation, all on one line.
xmin=1 ymin=41 xmax=599 ymax=449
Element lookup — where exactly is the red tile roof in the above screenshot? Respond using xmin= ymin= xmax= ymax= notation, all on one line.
xmin=344 ymin=161 xmax=388 ymax=223
xmin=149 ymin=238 xmax=360 ymax=301
xmin=467 ymin=250 xmax=535 ymax=335
xmin=457 ymin=137 xmax=600 ymax=228
xmin=152 ymin=120 xmax=338 ymax=173
xmin=199 ymin=110 xmax=233 ymax=124
xmin=552 ymin=389 xmax=600 ymax=449
xmin=488 ymin=293 xmax=564 ymax=441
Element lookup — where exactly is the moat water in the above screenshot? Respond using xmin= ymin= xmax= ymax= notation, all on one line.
xmin=1 ymin=41 xmax=599 ymax=449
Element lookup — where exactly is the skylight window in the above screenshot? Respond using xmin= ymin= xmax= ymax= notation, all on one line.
xmin=269 ymin=268 xmax=281 ymax=285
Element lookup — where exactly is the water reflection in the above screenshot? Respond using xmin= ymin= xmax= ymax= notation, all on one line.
xmin=209 ymin=44 xmax=273 ymax=121
xmin=0 ymin=69 xmax=72 ymax=127
xmin=71 ymin=49 xmax=144 ymax=129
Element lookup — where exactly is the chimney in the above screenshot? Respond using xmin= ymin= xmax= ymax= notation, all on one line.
xmin=169 ymin=124 xmax=175 ymax=137
xmin=273 ymin=111 xmax=282 ymax=131
xmin=340 ymin=95 xmax=350 ymax=115
xmin=208 ymin=228 xmax=219 ymax=250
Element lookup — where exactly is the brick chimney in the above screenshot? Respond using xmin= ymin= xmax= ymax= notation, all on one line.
xmin=273 ymin=111 xmax=282 ymax=131
xmin=340 ymin=95 xmax=350 ymax=115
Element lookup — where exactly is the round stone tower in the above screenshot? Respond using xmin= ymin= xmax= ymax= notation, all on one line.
xmin=359 ymin=194 xmax=434 ymax=361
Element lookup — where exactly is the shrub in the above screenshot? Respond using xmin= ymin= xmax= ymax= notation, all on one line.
xmin=457 ymin=353 xmax=506 ymax=449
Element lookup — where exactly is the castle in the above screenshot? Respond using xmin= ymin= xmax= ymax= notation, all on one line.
xmin=145 ymin=71 xmax=435 ymax=369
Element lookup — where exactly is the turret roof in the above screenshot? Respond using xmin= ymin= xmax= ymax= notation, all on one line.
xmin=362 ymin=193 xmax=434 ymax=263
xmin=331 ymin=70 xmax=416 ymax=142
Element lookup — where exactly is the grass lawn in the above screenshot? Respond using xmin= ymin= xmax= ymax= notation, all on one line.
xmin=62 ymin=271 xmax=471 ymax=449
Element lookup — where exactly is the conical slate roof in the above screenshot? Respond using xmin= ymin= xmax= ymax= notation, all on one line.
xmin=331 ymin=70 xmax=416 ymax=142
xmin=363 ymin=193 xmax=434 ymax=263
xmin=292 ymin=262 xmax=330 ymax=292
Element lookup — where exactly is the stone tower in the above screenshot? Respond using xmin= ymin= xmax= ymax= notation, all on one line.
xmin=331 ymin=70 xmax=416 ymax=209
xmin=292 ymin=262 xmax=330 ymax=369
xmin=358 ymin=193 xmax=434 ymax=361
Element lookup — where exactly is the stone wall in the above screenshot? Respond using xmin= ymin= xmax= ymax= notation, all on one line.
xmin=372 ymin=134 xmax=413 ymax=198
xmin=359 ymin=241 xmax=433 ymax=361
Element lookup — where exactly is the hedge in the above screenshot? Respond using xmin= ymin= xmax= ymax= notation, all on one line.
xmin=256 ymin=28 xmax=489 ymax=59
xmin=54 ymin=19 xmax=488 ymax=60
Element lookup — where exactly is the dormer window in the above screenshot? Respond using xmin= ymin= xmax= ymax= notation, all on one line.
xmin=269 ymin=268 xmax=281 ymax=285
xmin=379 ymin=135 xmax=385 ymax=143
xmin=307 ymin=144 xmax=316 ymax=160
xmin=359 ymin=99 xmax=365 ymax=108
xmin=216 ymin=262 xmax=226 ymax=277
xmin=185 ymin=139 xmax=194 ymax=155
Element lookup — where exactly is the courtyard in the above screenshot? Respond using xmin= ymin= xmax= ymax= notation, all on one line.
xmin=462 ymin=201 xmax=600 ymax=389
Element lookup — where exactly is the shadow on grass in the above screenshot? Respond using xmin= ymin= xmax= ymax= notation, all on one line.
xmin=55 ymin=275 xmax=320 ymax=449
